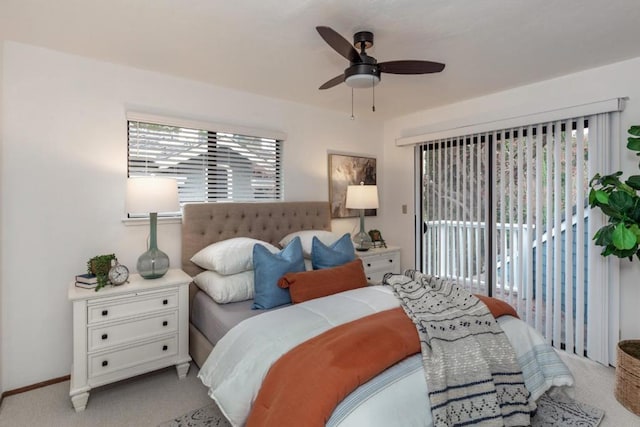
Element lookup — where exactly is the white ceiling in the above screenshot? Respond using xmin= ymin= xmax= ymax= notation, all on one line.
xmin=2 ymin=0 xmax=640 ymax=119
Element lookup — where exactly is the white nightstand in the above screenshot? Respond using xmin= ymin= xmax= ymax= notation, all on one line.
xmin=356 ymin=246 xmax=401 ymax=284
xmin=68 ymin=269 xmax=192 ymax=411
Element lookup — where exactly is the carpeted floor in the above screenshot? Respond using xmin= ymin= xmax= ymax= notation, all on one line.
xmin=533 ymin=391 xmax=603 ymax=426
xmin=159 ymin=390 xmax=605 ymax=427
xmin=0 ymin=351 xmax=638 ymax=427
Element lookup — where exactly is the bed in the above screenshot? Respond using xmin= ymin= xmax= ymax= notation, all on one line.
xmin=181 ymin=201 xmax=574 ymax=426
xmin=181 ymin=201 xmax=332 ymax=368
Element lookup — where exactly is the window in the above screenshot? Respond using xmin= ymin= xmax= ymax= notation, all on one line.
xmin=127 ymin=118 xmax=283 ymax=211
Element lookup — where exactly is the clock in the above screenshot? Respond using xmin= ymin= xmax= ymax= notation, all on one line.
xmin=108 ymin=259 xmax=129 ymax=286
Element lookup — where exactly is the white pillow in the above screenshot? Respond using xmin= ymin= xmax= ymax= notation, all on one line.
xmin=194 ymin=270 xmax=254 ymax=304
xmin=279 ymin=230 xmax=341 ymax=258
xmin=190 ymin=237 xmax=278 ymax=275
xmin=304 ymin=258 xmax=313 ymax=271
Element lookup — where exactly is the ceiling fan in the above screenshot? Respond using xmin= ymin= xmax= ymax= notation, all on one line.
xmin=316 ymin=26 xmax=445 ymax=90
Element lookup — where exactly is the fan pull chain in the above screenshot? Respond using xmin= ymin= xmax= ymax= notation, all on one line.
xmin=351 ymin=88 xmax=355 ymax=120
xmin=372 ymin=77 xmax=376 ymax=112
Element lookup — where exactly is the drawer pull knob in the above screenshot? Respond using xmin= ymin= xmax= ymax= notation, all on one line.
xmin=162 ymin=321 xmax=168 ymax=327
xmin=101 ymin=333 xmax=108 ymax=340
xmin=367 ymin=263 xmax=371 ymax=267
xmin=163 ymin=299 xmax=168 ymax=305
xmin=101 ymin=310 xmax=108 ymax=316
xmin=162 ymin=345 xmax=168 ymax=351
xmin=102 ymin=360 xmax=108 ymax=367
xmin=388 ymin=259 xmax=393 ymax=263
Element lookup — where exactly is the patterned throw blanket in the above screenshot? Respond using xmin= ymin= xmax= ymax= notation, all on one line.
xmin=384 ymin=270 xmax=536 ymax=427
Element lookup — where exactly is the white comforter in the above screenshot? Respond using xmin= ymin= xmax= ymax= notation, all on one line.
xmin=198 ymin=286 xmax=574 ymax=427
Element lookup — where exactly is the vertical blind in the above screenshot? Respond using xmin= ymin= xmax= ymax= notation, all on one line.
xmin=419 ymin=115 xmax=608 ymax=359
xmin=127 ymin=120 xmax=283 ymax=209
xmin=421 ymin=134 xmax=488 ymax=294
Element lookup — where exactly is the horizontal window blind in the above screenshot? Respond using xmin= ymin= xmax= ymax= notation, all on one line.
xmin=128 ymin=120 xmax=283 ymax=212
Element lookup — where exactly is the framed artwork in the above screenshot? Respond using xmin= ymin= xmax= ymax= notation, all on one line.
xmin=328 ymin=153 xmax=377 ymax=218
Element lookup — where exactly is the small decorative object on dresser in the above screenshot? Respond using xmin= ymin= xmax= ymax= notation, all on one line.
xmin=355 ymin=246 xmax=400 ymax=284
xmin=86 ymin=254 xmax=116 ymax=291
xmin=368 ymin=229 xmax=387 ymax=248
xmin=75 ymin=274 xmax=98 ymax=289
xmin=107 ymin=259 xmax=129 ymax=286
xmin=68 ymin=268 xmax=192 ymax=411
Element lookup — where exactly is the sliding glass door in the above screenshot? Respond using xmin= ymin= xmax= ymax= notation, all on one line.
xmin=418 ymin=119 xmax=592 ymax=357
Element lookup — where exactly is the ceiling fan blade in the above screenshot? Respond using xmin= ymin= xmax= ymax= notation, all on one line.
xmin=319 ymin=74 xmax=345 ymax=90
xmin=316 ymin=26 xmax=362 ymax=64
xmin=378 ymin=60 xmax=445 ymax=74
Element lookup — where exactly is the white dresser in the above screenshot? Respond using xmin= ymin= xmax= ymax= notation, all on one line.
xmin=356 ymin=246 xmax=401 ymax=284
xmin=68 ymin=269 xmax=192 ymax=411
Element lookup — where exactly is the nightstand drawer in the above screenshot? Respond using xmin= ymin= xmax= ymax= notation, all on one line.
xmin=365 ymin=270 xmax=392 ymax=285
xmin=87 ymin=289 xmax=178 ymax=324
xmin=356 ymin=247 xmax=401 ymax=285
xmin=88 ymin=311 xmax=178 ymax=352
xmin=89 ymin=335 xmax=178 ymax=379
xmin=360 ymin=252 xmax=400 ymax=273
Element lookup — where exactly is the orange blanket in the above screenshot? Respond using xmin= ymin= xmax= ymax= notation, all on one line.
xmin=246 ymin=307 xmax=419 ymax=427
xmin=475 ymin=294 xmax=519 ymax=319
xmin=246 ymin=297 xmax=517 ymax=427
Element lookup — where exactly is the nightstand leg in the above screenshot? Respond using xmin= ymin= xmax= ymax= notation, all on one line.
xmin=71 ymin=391 xmax=90 ymax=412
xmin=176 ymin=361 xmax=190 ymax=379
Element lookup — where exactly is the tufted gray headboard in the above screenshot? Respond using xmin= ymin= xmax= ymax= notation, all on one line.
xmin=181 ymin=201 xmax=332 ymax=278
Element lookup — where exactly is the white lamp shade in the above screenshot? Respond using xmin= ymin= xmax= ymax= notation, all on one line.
xmin=126 ymin=177 xmax=179 ymax=214
xmin=345 ymin=184 xmax=379 ymax=209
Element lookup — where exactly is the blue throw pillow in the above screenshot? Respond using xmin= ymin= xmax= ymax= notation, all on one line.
xmin=311 ymin=233 xmax=356 ymax=269
xmin=252 ymin=236 xmax=305 ymax=309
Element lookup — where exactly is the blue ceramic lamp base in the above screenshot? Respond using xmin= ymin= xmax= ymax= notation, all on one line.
xmin=138 ymin=212 xmax=170 ymax=279
xmin=137 ymin=248 xmax=170 ymax=279
xmin=353 ymin=209 xmax=372 ymax=251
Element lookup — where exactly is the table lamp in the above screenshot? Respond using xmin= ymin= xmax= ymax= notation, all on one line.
xmin=345 ymin=182 xmax=379 ymax=251
xmin=126 ymin=177 xmax=179 ymax=279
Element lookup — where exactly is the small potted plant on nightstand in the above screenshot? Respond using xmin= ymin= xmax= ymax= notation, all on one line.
xmin=87 ymin=254 xmax=116 ymax=291
xmin=588 ymin=125 xmax=640 ymax=415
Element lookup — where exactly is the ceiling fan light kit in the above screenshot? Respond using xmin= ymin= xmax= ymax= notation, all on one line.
xmin=316 ymin=26 xmax=445 ymax=115
xmin=345 ymin=67 xmax=380 ymax=88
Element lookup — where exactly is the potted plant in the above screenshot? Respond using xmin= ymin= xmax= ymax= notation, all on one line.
xmin=588 ymin=125 xmax=640 ymax=415
xmin=589 ymin=125 xmax=640 ymax=259
xmin=87 ymin=253 xmax=116 ymax=291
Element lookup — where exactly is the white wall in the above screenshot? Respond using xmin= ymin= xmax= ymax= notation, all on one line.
xmin=0 ymin=40 xmax=4 ymax=397
xmin=0 ymin=42 xmax=384 ymax=390
xmin=383 ymin=56 xmax=640 ymax=343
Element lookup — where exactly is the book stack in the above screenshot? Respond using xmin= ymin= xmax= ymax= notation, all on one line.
xmin=75 ymin=273 xmax=98 ymax=289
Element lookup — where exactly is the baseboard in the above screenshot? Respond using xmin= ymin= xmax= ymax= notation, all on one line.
xmin=1 ymin=375 xmax=70 ymax=400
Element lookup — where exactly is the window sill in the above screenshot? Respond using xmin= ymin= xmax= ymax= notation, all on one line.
xmin=122 ymin=216 xmax=183 ymax=226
